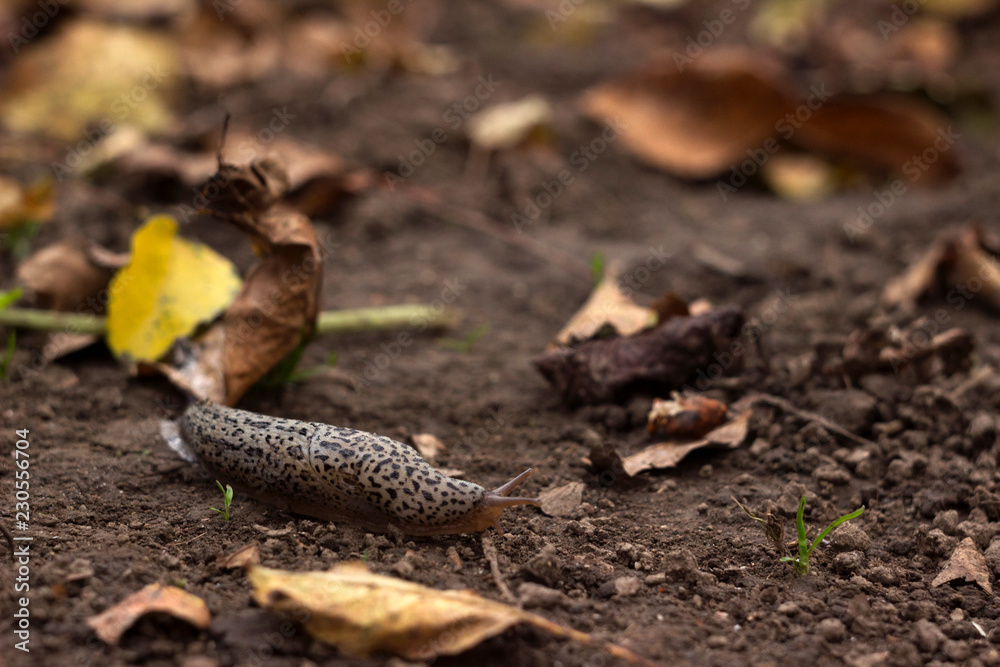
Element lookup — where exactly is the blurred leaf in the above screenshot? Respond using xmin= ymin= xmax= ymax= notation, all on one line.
xmin=17 ymin=239 xmax=116 ymax=311
xmin=0 ymin=287 xmax=23 ymax=312
xmin=0 ymin=19 xmax=176 ymax=140
xmin=107 ymin=215 xmax=241 ymax=362
xmin=467 ymin=95 xmax=552 ymax=151
xmin=87 ymin=583 xmax=210 ymax=645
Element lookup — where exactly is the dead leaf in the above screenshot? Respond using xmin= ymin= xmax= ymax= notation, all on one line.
xmin=17 ymin=239 xmax=116 ymax=312
xmin=647 ymin=393 xmax=728 ymax=438
xmin=467 ymin=95 xmax=553 ymax=152
xmin=538 ymin=482 xmax=584 ymax=517
xmin=248 ymin=562 xmax=655 ymax=665
xmin=580 ymin=50 xmax=795 ymax=178
xmin=549 ymin=261 xmax=656 ymax=349
xmin=793 ymin=96 xmax=960 ymax=186
xmin=624 ymin=410 xmax=751 ymax=475
xmin=535 ymin=306 xmax=745 ymax=405
xmin=932 ymin=537 xmax=992 ymax=594
xmin=0 ymin=19 xmax=176 ymax=140
xmin=87 ymin=583 xmax=210 ymax=645
xmin=412 ymin=433 xmax=447 ymax=462
xmin=146 ymin=325 xmax=228 ymax=404
xmin=0 ymin=176 xmax=54 ymax=230
xmin=217 ymin=544 xmax=260 ymax=570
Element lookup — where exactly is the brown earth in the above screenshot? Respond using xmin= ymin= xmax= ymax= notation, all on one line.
xmin=3 ymin=2 xmax=1000 ymax=666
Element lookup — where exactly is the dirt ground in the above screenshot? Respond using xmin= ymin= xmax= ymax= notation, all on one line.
xmin=4 ymin=1 xmax=1000 ymax=666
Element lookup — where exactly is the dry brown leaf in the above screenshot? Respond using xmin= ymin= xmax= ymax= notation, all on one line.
xmin=793 ymin=96 xmax=960 ymax=187
xmin=217 ymin=544 xmax=260 ymax=570
xmin=146 ymin=325 xmax=228 ymax=404
xmin=412 ymin=433 xmax=447 ymax=462
xmin=17 ymin=239 xmax=116 ymax=312
xmin=549 ymin=261 xmax=655 ymax=350
xmin=647 ymin=393 xmax=728 ymax=438
xmin=580 ymin=50 xmax=794 ymax=178
xmin=624 ymin=410 xmax=751 ymax=475
xmin=248 ymin=562 xmax=656 ymax=665
xmin=87 ymin=583 xmax=210 ymax=645
xmin=931 ymin=537 xmax=992 ymax=594
xmin=0 ymin=176 xmax=54 ymax=230
xmin=538 ymin=482 xmax=584 ymax=517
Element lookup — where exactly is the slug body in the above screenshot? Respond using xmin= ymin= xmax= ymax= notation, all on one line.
xmin=177 ymin=402 xmax=540 ymax=536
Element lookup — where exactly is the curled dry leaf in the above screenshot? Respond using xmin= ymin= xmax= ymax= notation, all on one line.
xmin=217 ymin=544 xmax=260 ymax=570
xmin=792 ymin=96 xmax=960 ymax=187
xmin=87 ymin=583 xmax=210 ymax=645
xmin=580 ymin=50 xmax=795 ymax=178
xmin=248 ymin=562 xmax=656 ymax=665
xmin=535 ymin=306 xmax=745 ymax=405
xmin=411 ymin=433 xmax=447 ymax=462
xmin=883 ymin=225 xmax=1000 ymax=312
xmin=550 ymin=261 xmax=655 ymax=350
xmin=931 ymin=537 xmax=992 ymax=594
xmin=647 ymin=393 xmax=728 ymax=438
xmin=538 ymin=482 xmax=584 ymax=517
xmin=624 ymin=410 xmax=751 ymax=475
xmin=17 ymin=239 xmax=115 ymax=312
xmin=0 ymin=175 xmax=53 ymax=230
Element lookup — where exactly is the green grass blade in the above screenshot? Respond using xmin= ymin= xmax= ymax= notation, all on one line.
xmin=809 ymin=506 xmax=865 ymax=553
xmin=795 ymin=495 xmax=808 ymax=559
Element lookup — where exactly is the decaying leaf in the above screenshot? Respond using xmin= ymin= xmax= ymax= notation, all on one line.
xmin=549 ymin=261 xmax=656 ymax=350
xmin=538 ymin=482 xmax=584 ymax=517
xmin=883 ymin=225 xmax=1000 ymax=312
xmin=217 ymin=544 xmax=260 ymax=570
xmin=467 ymin=95 xmax=553 ymax=152
xmin=535 ymin=306 xmax=745 ymax=405
xmin=793 ymin=96 xmax=960 ymax=187
xmin=580 ymin=50 xmax=794 ymax=178
xmin=647 ymin=393 xmax=728 ymax=438
xmin=247 ymin=562 xmax=655 ymax=665
xmin=106 ymin=215 xmax=242 ymax=362
xmin=931 ymin=537 xmax=992 ymax=594
xmin=87 ymin=583 xmax=210 ymax=645
xmin=0 ymin=19 xmax=176 ymax=140
xmin=412 ymin=433 xmax=447 ymax=462
xmin=17 ymin=239 xmax=116 ymax=312
xmin=624 ymin=410 xmax=751 ymax=475
xmin=0 ymin=176 xmax=54 ymax=230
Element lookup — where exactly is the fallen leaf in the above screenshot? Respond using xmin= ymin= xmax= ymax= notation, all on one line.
xmin=538 ymin=482 xmax=584 ymax=517
xmin=793 ymin=96 xmax=960 ymax=187
xmin=0 ymin=176 xmax=54 ymax=230
xmin=647 ymin=393 xmax=728 ymax=438
xmin=248 ymin=562 xmax=655 ymax=665
xmin=467 ymin=95 xmax=553 ymax=152
xmin=0 ymin=19 xmax=176 ymax=140
xmin=107 ymin=215 xmax=242 ymax=362
xmin=535 ymin=306 xmax=745 ymax=405
xmin=624 ymin=410 xmax=751 ymax=475
xmin=217 ymin=544 xmax=260 ymax=570
xmin=580 ymin=50 xmax=795 ymax=178
xmin=17 ymin=239 xmax=115 ymax=312
xmin=549 ymin=261 xmax=656 ymax=350
xmin=931 ymin=537 xmax=992 ymax=594
xmin=412 ymin=433 xmax=447 ymax=462
xmin=87 ymin=583 xmax=210 ymax=645
xmin=147 ymin=325 xmax=228 ymax=404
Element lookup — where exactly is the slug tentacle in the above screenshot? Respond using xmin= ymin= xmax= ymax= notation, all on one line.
xmin=176 ymin=402 xmax=541 ymax=536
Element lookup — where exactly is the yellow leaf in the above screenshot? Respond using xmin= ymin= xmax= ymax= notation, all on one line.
xmin=247 ymin=562 xmax=657 ymax=665
xmin=107 ymin=215 xmax=241 ymax=361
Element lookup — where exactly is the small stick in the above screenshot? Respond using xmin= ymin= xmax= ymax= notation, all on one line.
xmin=481 ymin=534 xmax=516 ymax=604
xmin=0 ymin=304 xmax=457 ymax=336
xmin=749 ymin=393 xmax=877 ymax=448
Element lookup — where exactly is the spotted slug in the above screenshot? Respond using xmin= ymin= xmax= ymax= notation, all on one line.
xmin=171 ymin=402 xmax=540 ymax=536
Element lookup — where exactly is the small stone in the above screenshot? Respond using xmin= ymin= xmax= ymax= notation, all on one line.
xmin=522 ymin=544 xmax=561 ymax=586
xmin=699 ymin=464 xmax=713 ymax=478
xmin=863 ymin=565 xmax=898 ymax=586
xmin=663 ymin=548 xmax=700 ymax=582
xmin=706 ymin=635 xmax=729 ymax=648
xmin=913 ymin=619 xmax=945 ymax=653
xmin=833 ymin=551 xmax=864 ymax=575
xmin=817 ymin=617 xmax=846 ymax=642
xmin=612 ymin=576 xmax=641 ymax=597
xmin=777 ymin=601 xmax=801 ymax=616
xmin=749 ymin=438 xmax=772 ymax=456
xmin=934 ymin=509 xmax=960 ymax=535
xmin=828 ymin=523 xmax=872 ymax=553
xmin=644 ymin=573 xmax=666 ymax=586
xmin=696 ymin=502 xmax=709 ymax=515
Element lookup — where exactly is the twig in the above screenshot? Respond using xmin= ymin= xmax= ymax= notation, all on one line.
xmin=749 ymin=393 xmax=877 ymax=448
xmin=0 ymin=304 xmax=457 ymax=336
xmin=481 ymin=534 xmax=516 ymax=604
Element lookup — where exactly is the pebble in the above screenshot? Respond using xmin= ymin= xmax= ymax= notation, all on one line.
xmin=828 ymin=523 xmax=872 ymax=553
xmin=817 ymin=617 xmax=845 ymax=642
xmin=833 ymin=551 xmax=864 ymax=575
xmin=913 ymin=619 xmax=945 ymax=653
xmin=522 ymin=544 xmax=561 ymax=586
xmin=934 ymin=509 xmax=960 ymax=534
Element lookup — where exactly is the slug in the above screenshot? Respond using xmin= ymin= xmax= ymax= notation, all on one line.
xmin=170 ymin=402 xmax=541 ymax=536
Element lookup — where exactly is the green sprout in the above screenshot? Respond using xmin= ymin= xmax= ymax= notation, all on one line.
xmin=209 ymin=480 xmax=234 ymax=522
xmin=436 ymin=322 xmax=490 ymax=353
xmin=590 ymin=250 xmax=605 ymax=287
xmin=779 ymin=495 xmax=864 ymax=576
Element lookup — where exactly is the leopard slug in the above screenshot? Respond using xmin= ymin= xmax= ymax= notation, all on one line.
xmin=169 ymin=401 xmax=540 ymax=536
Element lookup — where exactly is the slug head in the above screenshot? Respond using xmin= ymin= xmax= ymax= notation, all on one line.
xmin=463 ymin=468 xmax=541 ymax=534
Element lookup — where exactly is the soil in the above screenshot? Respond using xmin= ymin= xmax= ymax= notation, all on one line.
xmin=3 ymin=2 xmax=1000 ymax=666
